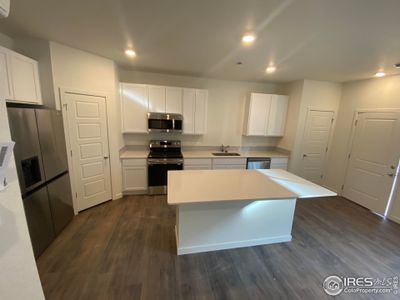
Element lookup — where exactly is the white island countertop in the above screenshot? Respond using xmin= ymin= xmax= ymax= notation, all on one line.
xmin=258 ymin=169 xmax=337 ymax=199
xmin=168 ymin=169 xmax=336 ymax=205
xmin=168 ymin=169 xmax=297 ymax=205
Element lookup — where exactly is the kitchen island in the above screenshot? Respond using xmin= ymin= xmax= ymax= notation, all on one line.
xmin=168 ymin=169 xmax=336 ymax=255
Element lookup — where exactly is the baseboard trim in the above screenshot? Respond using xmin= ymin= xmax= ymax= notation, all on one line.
xmin=388 ymin=215 xmax=400 ymax=225
xmin=113 ymin=193 xmax=123 ymax=200
xmin=177 ymin=235 xmax=292 ymax=255
xmin=123 ymin=190 xmax=148 ymax=195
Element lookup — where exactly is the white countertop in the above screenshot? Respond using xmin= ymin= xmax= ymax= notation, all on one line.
xmin=182 ymin=150 xmax=289 ymax=158
xmin=120 ymin=150 xmax=148 ymax=159
xmin=258 ymin=169 xmax=337 ymax=199
xmin=168 ymin=169 xmax=297 ymax=205
xmin=120 ymin=149 xmax=289 ymax=159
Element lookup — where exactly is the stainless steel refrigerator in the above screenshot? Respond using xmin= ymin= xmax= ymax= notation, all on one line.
xmin=7 ymin=107 xmax=74 ymax=258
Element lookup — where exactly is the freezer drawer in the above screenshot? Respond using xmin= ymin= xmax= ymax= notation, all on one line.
xmin=47 ymin=173 xmax=74 ymax=235
xmin=23 ymin=186 xmax=55 ymax=258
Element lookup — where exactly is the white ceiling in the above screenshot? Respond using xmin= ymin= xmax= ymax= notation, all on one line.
xmin=1 ymin=0 xmax=400 ymax=83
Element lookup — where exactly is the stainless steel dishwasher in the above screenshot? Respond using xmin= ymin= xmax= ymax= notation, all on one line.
xmin=246 ymin=157 xmax=271 ymax=169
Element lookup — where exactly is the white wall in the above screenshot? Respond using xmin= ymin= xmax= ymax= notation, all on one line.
xmin=280 ymin=80 xmax=342 ymax=176
xmin=278 ymin=80 xmax=304 ymax=152
xmin=50 ymin=42 xmax=123 ymax=200
xmin=0 ymin=96 xmax=45 ymax=299
xmin=325 ymin=75 xmax=400 ymax=219
xmin=0 ymin=31 xmax=14 ymax=49
xmin=119 ymin=69 xmax=285 ymax=147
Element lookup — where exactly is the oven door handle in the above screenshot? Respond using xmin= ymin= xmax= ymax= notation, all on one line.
xmin=148 ymin=160 xmax=183 ymax=165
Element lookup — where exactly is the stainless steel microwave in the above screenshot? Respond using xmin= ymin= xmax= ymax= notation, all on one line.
xmin=147 ymin=112 xmax=183 ymax=133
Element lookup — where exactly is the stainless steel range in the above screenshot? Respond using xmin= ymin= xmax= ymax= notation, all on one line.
xmin=147 ymin=140 xmax=183 ymax=195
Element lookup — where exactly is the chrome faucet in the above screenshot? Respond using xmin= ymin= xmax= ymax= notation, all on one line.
xmin=220 ymin=144 xmax=230 ymax=153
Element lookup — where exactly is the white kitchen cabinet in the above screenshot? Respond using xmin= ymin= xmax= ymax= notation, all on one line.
xmin=182 ymin=88 xmax=208 ymax=135
xmin=182 ymin=89 xmax=196 ymax=134
xmin=148 ymin=85 xmax=166 ymax=113
xmin=195 ymin=89 xmax=208 ymax=134
xmin=267 ymin=95 xmax=288 ymax=136
xmin=166 ymin=87 xmax=183 ymax=114
xmin=0 ymin=45 xmax=42 ymax=105
xmin=245 ymin=93 xmax=271 ymax=136
xmin=270 ymin=157 xmax=289 ymax=170
xmin=0 ymin=47 xmax=13 ymax=100
xmin=212 ymin=158 xmax=247 ymax=170
xmin=244 ymin=93 xmax=288 ymax=137
xmin=120 ymin=83 xmax=149 ymax=133
xmin=120 ymin=83 xmax=208 ymax=135
xmin=122 ymin=159 xmax=147 ymax=194
xmin=184 ymin=158 xmax=212 ymax=170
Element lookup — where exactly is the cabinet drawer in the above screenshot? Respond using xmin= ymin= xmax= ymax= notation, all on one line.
xmin=270 ymin=157 xmax=288 ymax=164
xmin=122 ymin=158 xmax=147 ymax=167
xmin=212 ymin=158 xmax=247 ymax=165
xmin=184 ymin=158 xmax=212 ymax=166
xmin=184 ymin=165 xmax=212 ymax=170
xmin=270 ymin=164 xmax=288 ymax=170
xmin=213 ymin=164 xmax=246 ymax=170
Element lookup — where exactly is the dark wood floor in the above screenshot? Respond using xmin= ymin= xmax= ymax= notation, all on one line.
xmin=37 ymin=195 xmax=400 ymax=300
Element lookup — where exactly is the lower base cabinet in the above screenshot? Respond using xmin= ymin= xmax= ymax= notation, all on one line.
xmin=122 ymin=159 xmax=147 ymax=194
xmin=121 ymin=157 xmax=289 ymax=194
xmin=184 ymin=158 xmax=212 ymax=170
xmin=212 ymin=158 xmax=247 ymax=170
xmin=271 ymin=157 xmax=289 ymax=170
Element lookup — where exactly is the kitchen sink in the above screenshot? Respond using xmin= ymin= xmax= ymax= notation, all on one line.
xmin=212 ymin=152 xmax=241 ymax=156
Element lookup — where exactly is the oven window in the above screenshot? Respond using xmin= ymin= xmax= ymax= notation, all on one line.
xmin=148 ymin=119 xmax=173 ymax=130
xmin=148 ymin=163 xmax=183 ymax=187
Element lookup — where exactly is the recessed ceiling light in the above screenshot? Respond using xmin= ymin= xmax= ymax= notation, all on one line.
xmin=374 ymin=71 xmax=385 ymax=77
xmin=242 ymin=34 xmax=256 ymax=45
xmin=125 ymin=49 xmax=136 ymax=58
xmin=266 ymin=66 xmax=277 ymax=74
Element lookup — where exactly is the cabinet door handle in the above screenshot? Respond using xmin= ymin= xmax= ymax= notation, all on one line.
xmin=104 ymin=156 xmax=109 ymax=159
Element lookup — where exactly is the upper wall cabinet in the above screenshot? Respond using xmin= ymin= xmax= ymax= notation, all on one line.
xmin=120 ymin=83 xmax=208 ymax=134
xmin=148 ymin=85 xmax=166 ymax=113
xmin=0 ymin=46 xmax=42 ymax=105
xmin=182 ymin=88 xmax=208 ymax=135
xmin=244 ymin=93 xmax=288 ymax=137
xmin=166 ymin=87 xmax=183 ymax=114
xmin=148 ymin=85 xmax=183 ymax=114
xmin=121 ymin=83 xmax=149 ymax=133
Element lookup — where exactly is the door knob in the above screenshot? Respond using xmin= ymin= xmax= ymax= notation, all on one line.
xmin=104 ymin=156 xmax=109 ymax=159
xmin=303 ymin=154 xmax=308 ymax=158
xmin=391 ymin=165 xmax=396 ymax=170
xmin=387 ymin=173 xmax=394 ymax=177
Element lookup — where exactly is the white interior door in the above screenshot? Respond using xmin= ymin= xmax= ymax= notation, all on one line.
xmin=301 ymin=110 xmax=334 ymax=184
xmin=343 ymin=111 xmax=400 ymax=215
xmin=63 ymin=92 xmax=112 ymax=212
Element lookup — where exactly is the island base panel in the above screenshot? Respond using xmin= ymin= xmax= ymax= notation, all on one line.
xmin=175 ymin=198 xmax=296 ymax=255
